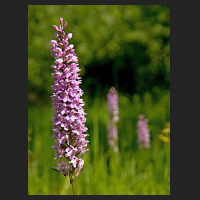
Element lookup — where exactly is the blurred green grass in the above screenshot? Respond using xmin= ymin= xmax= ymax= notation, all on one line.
xmin=28 ymin=91 xmax=170 ymax=195
xmin=28 ymin=5 xmax=170 ymax=104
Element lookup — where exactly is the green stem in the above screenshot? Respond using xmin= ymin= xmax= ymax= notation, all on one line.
xmin=70 ymin=172 xmax=78 ymax=195
xmin=72 ymin=178 xmax=78 ymax=195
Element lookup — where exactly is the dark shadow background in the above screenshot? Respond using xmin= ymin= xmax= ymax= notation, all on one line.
xmin=28 ymin=6 xmax=170 ymax=195
xmin=28 ymin=5 xmax=170 ymax=105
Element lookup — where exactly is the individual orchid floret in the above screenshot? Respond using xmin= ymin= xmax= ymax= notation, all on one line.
xmin=107 ymin=87 xmax=119 ymax=152
xmin=50 ymin=17 xmax=89 ymax=185
xmin=137 ymin=114 xmax=150 ymax=149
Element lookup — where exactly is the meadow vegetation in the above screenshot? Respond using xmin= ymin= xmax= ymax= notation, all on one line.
xmin=28 ymin=5 xmax=170 ymax=195
xmin=28 ymin=91 xmax=170 ymax=195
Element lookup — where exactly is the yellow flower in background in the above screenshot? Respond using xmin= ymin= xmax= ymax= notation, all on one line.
xmin=158 ymin=134 xmax=170 ymax=142
xmin=158 ymin=122 xmax=170 ymax=143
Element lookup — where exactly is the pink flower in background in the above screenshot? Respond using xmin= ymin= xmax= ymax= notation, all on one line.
xmin=137 ymin=114 xmax=150 ymax=149
xmin=107 ymin=87 xmax=119 ymax=152
xmin=50 ymin=18 xmax=89 ymax=178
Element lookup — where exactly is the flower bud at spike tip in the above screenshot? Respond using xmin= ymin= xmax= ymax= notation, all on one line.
xmin=63 ymin=21 xmax=67 ymax=30
xmin=52 ymin=25 xmax=59 ymax=31
xmin=67 ymin=33 xmax=73 ymax=39
xmin=60 ymin=17 xmax=63 ymax=24
xmin=50 ymin=18 xmax=89 ymax=178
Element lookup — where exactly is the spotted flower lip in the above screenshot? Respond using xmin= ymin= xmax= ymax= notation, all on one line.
xmin=137 ymin=114 xmax=150 ymax=149
xmin=107 ymin=87 xmax=119 ymax=152
xmin=51 ymin=17 xmax=89 ymax=177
